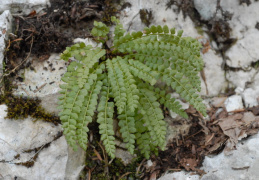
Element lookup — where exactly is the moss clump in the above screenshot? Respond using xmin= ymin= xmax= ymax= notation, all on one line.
xmin=102 ymin=0 xmax=120 ymax=25
xmin=0 ymin=78 xmax=60 ymax=125
xmin=139 ymin=9 xmax=153 ymax=27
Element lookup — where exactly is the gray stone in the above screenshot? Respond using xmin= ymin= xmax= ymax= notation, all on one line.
xmin=0 ymin=10 xmax=12 ymax=92
xmin=219 ymin=1 xmax=259 ymax=68
xmin=226 ymin=69 xmax=257 ymax=90
xmin=0 ymin=104 xmax=68 ymax=179
xmin=194 ymin=0 xmax=218 ymax=21
xmin=224 ymin=95 xmax=244 ymax=112
xmin=200 ymin=49 xmax=226 ymax=96
xmin=201 ymin=133 xmax=259 ymax=180
xmin=159 ymin=132 xmax=259 ymax=180
xmin=158 ymin=171 xmax=199 ymax=180
xmin=242 ymin=88 xmax=259 ymax=108
xmin=0 ymin=0 xmax=50 ymax=15
xmin=12 ymin=53 xmax=67 ymax=115
xmin=120 ymin=0 xmax=200 ymax=37
xmin=225 ymin=29 xmax=259 ymax=68
xmin=0 ymin=103 xmax=86 ymax=180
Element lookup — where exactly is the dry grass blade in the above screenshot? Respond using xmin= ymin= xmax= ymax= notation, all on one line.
xmin=118 ymin=172 xmax=132 ymax=180
xmin=93 ymin=148 xmax=103 ymax=161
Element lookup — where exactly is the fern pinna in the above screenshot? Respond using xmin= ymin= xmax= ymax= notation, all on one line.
xmin=58 ymin=17 xmax=206 ymax=159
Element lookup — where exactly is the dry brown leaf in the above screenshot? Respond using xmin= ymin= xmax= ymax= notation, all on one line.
xmin=180 ymin=158 xmax=198 ymax=171
xmin=247 ymin=105 xmax=259 ymax=116
xmin=211 ymin=97 xmax=227 ymax=108
xmin=242 ymin=112 xmax=256 ymax=125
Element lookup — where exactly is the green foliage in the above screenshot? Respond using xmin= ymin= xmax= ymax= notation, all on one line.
xmin=58 ymin=16 xmax=207 ymax=159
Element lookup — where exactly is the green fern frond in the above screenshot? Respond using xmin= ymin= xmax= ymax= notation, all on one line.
xmin=111 ymin=16 xmax=125 ymax=41
xmin=118 ymin=105 xmax=136 ymax=154
xmin=58 ymin=49 xmax=105 ymax=150
xmin=121 ymin=58 xmax=158 ymax=86
xmin=91 ymin=21 xmax=110 ymax=43
xmin=106 ymin=58 xmax=127 ymax=114
xmin=116 ymin=58 xmax=139 ymax=113
xmin=97 ymin=79 xmax=116 ymax=159
xmin=58 ymin=17 xmax=207 ymax=159
xmin=137 ymin=83 xmax=166 ymax=149
xmin=135 ymin=114 xmax=153 ymax=159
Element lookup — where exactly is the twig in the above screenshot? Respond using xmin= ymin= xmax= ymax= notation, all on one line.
xmin=0 ymin=36 xmax=34 ymax=85
xmin=127 ymin=12 xmax=139 ymax=32
xmin=184 ymin=130 xmax=203 ymax=140
xmin=119 ymin=172 xmax=132 ymax=180
xmin=33 ymin=83 xmax=47 ymax=93
xmin=136 ymin=159 xmax=145 ymax=176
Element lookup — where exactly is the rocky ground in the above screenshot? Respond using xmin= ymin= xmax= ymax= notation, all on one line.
xmin=0 ymin=0 xmax=259 ymax=179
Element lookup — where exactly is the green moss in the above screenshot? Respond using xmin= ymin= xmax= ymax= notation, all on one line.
xmin=102 ymin=0 xmax=121 ymax=25
xmin=0 ymin=78 xmax=60 ymax=125
xmin=139 ymin=9 xmax=153 ymax=27
xmin=195 ymin=26 xmax=204 ymax=35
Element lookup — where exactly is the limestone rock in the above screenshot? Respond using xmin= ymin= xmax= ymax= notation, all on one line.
xmin=226 ymin=68 xmax=257 ymax=90
xmin=200 ymin=49 xmax=226 ymax=96
xmin=201 ymin=133 xmax=259 ymax=180
xmin=194 ymin=0 xmax=218 ymax=21
xmin=0 ymin=0 xmax=50 ymax=15
xmin=0 ymin=10 xmax=12 ymax=92
xmin=224 ymin=95 xmax=244 ymax=112
xmin=0 ymin=104 xmax=67 ymax=179
xmin=158 ymin=171 xmax=199 ymax=180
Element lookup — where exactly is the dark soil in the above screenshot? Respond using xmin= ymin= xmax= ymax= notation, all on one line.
xmin=5 ymin=0 xmax=120 ymax=72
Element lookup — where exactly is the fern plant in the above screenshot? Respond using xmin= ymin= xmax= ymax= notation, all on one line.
xmin=58 ymin=17 xmax=207 ymax=159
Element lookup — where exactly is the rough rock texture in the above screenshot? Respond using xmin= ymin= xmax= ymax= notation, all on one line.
xmin=0 ymin=104 xmax=85 ymax=180
xmin=200 ymin=49 xmax=226 ymax=96
xmin=0 ymin=10 xmax=12 ymax=89
xmin=224 ymin=95 xmax=244 ymax=112
xmin=159 ymin=132 xmax=259 ymax=180
xmin=12 ymin=53 xmax=67 ymax=115
xmin=0 ymin=0 xmax=50 ymax=15
xmin=194 ymin=0 xmax=217 ymax=21
xmin=221 ymin=1 xmax=259 ymax=68
xmin=120 ymin=0 xmax=199 ymax=36
xmin=0 ymin=104 xmax=67 ymax=179
xmin=159 ymin=171 xmax=199 ymax=180
xmin=226 ymin=69 xmax=257 ymax=90
xmin=201 ymin=132 xmax=259 ymax=180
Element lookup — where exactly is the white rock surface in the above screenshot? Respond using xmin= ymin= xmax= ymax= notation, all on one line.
xmin=0 ymin=0 xmax=50 ymax=15
xmin=158 ymin=171 xmax=199 ymax=180
xmin=224 ymin=95 xmax=244 ymax=112
xmin=242 ymin=88 xmax=259 ymax=108
xmin=225 ymin=29 xmax=259 ymax=68
xmin=195 ymin=0 xmax=259 ymax=68
xmin=219 ymin=1 xmax=259 ymax=68
xmin=0 ymin=104 xmax=67 ymax=179
xmin=226 ymin=68 xmax=257 ymax=90
xmin=200 ymin=49 xmax=226 ymax=96
xmin=120 ymin=0 xmax=200 ymax=37
xmin=159 ymin=131 xmax=259 ymax=180
xmin=0 ymin=104 xmax=85 ymax=180
xmin=12 ymin=53 xmax=66 ymax=115
xmin=201 ymin=132 xmax=259 ymax=180
xmin=0 ymin=10 xmax=12 ymax=82
xmin=194 ymin=0 xmax=218 ymax=21
xmin=241 ymin=71 xmax=259 ymax=108
xmin=13 ymin=53 xmax=66 ymax=98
